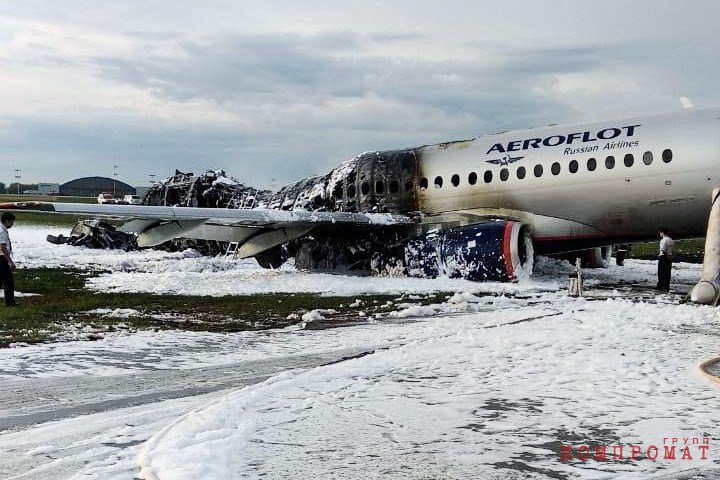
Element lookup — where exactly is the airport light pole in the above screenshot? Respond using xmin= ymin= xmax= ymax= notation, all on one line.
xmin=113 ymin=165 xmax=118 ymax=197
xmin=14 ymin=169 xmax=21 ymax=195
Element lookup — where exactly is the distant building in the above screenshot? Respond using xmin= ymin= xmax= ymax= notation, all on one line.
xmin=59 ymin=177 xmax=136 ymax=197
xmin=38 ymin=183 xmax=60 ymax=195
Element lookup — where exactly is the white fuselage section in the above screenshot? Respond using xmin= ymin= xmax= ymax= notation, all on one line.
xmin=416 ymin=108 xmax=720 ymax=248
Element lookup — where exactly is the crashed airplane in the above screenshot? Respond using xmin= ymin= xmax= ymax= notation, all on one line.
xmin=4 ymin=107 xmax=720 ymax=283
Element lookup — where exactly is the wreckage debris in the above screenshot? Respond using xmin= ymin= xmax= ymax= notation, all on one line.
xmin=49 ymin=170 xmax=272 ymax=255
xmin=143 ymin=169 xmax=270 ymax=209
xmin=48 ymin=219 xmax=230 ymax=256
xmin=48 ymin=153 xmax=425 ymax=270
xmin=47 ymin=220 xmax=138 ymax=250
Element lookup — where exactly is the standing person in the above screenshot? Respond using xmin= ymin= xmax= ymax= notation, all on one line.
xmin=0 ymin=212 xmax=16 ymax=306
xmin=657 ymin=228 xmax=674 ymax=293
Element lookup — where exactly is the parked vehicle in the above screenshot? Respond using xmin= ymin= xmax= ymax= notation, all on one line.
xmin=97 ymin=193 xmax=116 ymax=204
xmin=123 ymin=195 xmax=142 ymax=205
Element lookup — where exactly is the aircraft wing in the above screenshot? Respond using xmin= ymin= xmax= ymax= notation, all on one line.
xmin=0 ymin=202 xmax=416 ymax=256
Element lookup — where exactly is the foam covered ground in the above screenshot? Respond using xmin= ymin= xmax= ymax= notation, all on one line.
xmin=3 ymin=225 xmax=719 ymax=480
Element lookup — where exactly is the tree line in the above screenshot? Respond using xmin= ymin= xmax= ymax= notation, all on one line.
xmin=0 ymin=182 xmax=40 ymax=194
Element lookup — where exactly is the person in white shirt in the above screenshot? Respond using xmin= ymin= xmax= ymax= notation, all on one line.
xmin=0 ymin=212 xmax=16 ymax=306
xmin=657 ymin=228 xmax=674 ymax=293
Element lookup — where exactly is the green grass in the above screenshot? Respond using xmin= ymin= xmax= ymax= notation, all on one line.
xmin=0 ymin=268 xmax=447 ymax=347
xmin=627 ymin=238 xmax=705 ymax=263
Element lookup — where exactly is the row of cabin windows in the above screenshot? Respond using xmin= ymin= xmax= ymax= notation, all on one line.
xmin=419 ymin=149 xmax=673 ymax=190
xmin=335 ymin=178 xmax=414 ymax=200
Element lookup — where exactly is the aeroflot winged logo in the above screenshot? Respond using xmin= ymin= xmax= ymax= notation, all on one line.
xmin=485 ymin=124 xmax=642 ymax=156
xmin=487 ymin=155 xmax=524 ymax=166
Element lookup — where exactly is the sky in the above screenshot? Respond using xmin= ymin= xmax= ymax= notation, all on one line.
xmin=0 ymin=0 xmax=718 ymax=188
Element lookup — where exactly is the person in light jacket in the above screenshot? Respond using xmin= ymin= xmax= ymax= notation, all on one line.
xmin=0 ymin=212 xmax=16 ymax=306
xmin=657 ymin=228 xmax=674 ymax=293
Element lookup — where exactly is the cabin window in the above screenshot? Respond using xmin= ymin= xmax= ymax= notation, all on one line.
xmin=451 ymin=174 xmax=460 ymax=187
xmin=484 ymin=170 xmax=493 ymax=183
xmin=500 ymin=168 xmax=509 ymax=181
xmin=389 ymin=180 xmax=399 ymax=194
xmin=662 ymin=149 xmax=673 ymax=163
xmin=534 ymin=164 xmax=543 ymax=177
xmin=375 ymin=180 xmax=384 ymax=194
xmin=587 ymin=158 xmax=597 ymax=171
xmin=605 ymin=156 xmax=615 ymax=169
xmin=624 ymin=154 xmax=634 ymax=167
xmin=361 ymin=181 xmax=370 ymax=195
xmin=569 ymin=160 xmax=579 ymax=173
xmin=347 ymin=184 xmax=356 ymax=198
xmin=468 ymin=172 xmax=478 ymax=185
xmin=332 ymin=183 xmax=343 ymax=199
xmin=551 ymin=162 xmax=561 ymax=175
xmin=405 ymin=180 xmax=413 ymax=192
xmin=434 ymin=176 xmax=443 ymax=188
xmin=516 ymin=166 xmax=526 ymax=179
xmin=643 ymin=151 xmax=653 ymax=165
xmin=420 ymin=178 xmax=428 ymax=190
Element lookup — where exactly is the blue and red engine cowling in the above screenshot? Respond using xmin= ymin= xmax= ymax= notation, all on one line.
xmin=402 ymin=220 xmax=533 ymax=282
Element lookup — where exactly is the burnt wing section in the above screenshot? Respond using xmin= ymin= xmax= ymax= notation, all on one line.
xmin=263 ymin=149 xmax=419 ymax=214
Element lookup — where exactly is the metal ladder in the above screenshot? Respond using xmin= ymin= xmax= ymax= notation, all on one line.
xmin=224 ymin=241 xmax=240 ymax=259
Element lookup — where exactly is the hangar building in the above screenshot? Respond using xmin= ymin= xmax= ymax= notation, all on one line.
xmin=59 ymin=177 xmax=136 ymax=197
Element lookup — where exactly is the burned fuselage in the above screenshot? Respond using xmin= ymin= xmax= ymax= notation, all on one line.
xmin=255 ymin=149 xmax=423 ymax=273
xmin=262 ymin=149 xmax=419 ymax=214
xmin=144 ymin=169 xmax=271 ymax=209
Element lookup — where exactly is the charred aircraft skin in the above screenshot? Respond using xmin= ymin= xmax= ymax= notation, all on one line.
xmin=262 ymin=149 xmax=420 ymax=214
xmin=144 ymin=169 xmax=271 ymax=209
xmin=258 ymin=149 xmax=434 ymax=276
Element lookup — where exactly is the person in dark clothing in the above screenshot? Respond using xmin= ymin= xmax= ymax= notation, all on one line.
xmin=657 ymin=228 xmax=674 ymax=293
xmin=0 ymin=212 xmax=16 ymax=306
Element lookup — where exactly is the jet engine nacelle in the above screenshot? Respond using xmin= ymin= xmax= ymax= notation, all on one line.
xmin=404 ymin=220 xmax=533 ymax=282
